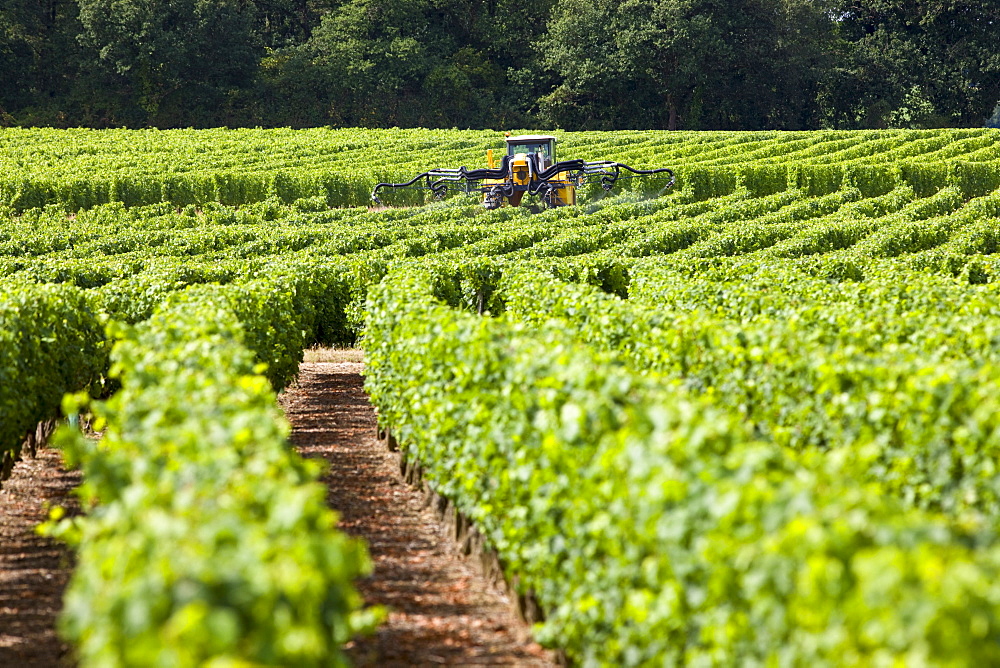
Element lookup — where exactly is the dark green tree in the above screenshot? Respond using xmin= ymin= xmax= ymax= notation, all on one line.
xmin=0 ymin=0 xmax=95 ymax=125
xmin=822 ymin=1 xmax=1000 ymax=128
xmin=3 ymin=0 xmax=995 ymax=130
xmin=0 ymin=9 xmax=35 ymax=117
xmin=77 ymin=0 xmax=260 ymax=125
xmin=304 ymin=0 xmax=432 ymax=125
xmin=250 ymin=0 xmax=338 ymax=47
xmin=537 ymin=0 xmax=836 ymax=130
xmin=290 ymin=0 xmax=546 ymax=128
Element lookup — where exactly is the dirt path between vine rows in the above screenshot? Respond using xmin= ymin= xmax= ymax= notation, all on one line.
xmin=0 ymin=447 xmax=78 ymax=666
xmin=280 ymin=359 xmax=556 ymax=667
xmin=0 ymin=357 xmax=554 ymax=667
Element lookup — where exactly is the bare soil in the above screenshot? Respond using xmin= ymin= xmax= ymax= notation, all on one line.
xmin=0 ymin=446 xmax=79 ymax=667
xmin=280 ymin=361 xmax=556 ymax=667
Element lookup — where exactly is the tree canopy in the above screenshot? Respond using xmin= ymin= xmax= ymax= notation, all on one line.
xmin=1 ymin=0 xmax=997 ymax=130
xmin=537 ymin=0 xmax=837 ymax=130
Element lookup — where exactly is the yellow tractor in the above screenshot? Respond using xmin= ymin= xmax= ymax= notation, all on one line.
xmin=372 ymin=134 xmax=674 ymax=209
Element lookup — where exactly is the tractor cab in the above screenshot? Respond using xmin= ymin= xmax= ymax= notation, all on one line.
xmin=505 ymin=135 xmax=556 ymax=169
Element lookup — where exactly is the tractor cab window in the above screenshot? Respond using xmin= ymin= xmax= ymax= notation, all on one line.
xmin=507 ymin=140 xmax=554 ymax=169
xmin=508 ymin=142 xmax=553 ymax=159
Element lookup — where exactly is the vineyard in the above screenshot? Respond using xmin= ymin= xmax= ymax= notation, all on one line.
xmin=3 ymin=126 xmax=1000 ymax=666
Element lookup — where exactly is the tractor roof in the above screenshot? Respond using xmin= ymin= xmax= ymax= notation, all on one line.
xmin=505 ymin=135 xmax=557 ymax=143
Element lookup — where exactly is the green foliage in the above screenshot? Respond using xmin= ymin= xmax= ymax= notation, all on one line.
xmin=738 ymin=164 xmax=789 ymax=196
xmin=538 ymin=0 xmax=836 ymax=130
xmin=46 ymin=288 xmax=377 ymax=667
xmin=2 ymin=127 xmax=1000 ymax=664
xmin=2 ymin=0 xmax=999 ymax=129
xmin=0 ymin=282 xmax=107 ymax=480
xmin=76 ymin=0 xmax=259 ymax=123
xmin=2 ymin=127 xmax=999 ymax=212
xmin=504 ymin=262 xmax=1000 ymax=517
xmin=364 ymin=269 xmax=1000 ymax=667
xmin=952 ymin=161 xmax=1000 ymax=199
xmin=677 ymin=165 xmax=738 ymax=200
xmin=821 ymin=1 xmax=1000 ymax=130
xmin=279 ymin=0 xmax=536 ymax=128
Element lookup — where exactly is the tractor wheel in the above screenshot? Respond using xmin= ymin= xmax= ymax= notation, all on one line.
xmin=482 ymin=186 xmax=504 ymax=210
xmin=541 ymin=186 xmax=558 ymax=209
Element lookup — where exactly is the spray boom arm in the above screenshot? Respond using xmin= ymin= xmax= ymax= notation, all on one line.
xmin=371 ymin=154 xmax=674 ymax=206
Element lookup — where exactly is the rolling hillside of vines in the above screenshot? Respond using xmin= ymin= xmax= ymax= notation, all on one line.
xmin=3 ymin=127 xmax=1000 ymax=666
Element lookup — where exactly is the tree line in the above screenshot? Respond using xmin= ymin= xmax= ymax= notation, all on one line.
xmin=2 ymin=0 xmax=998 ymax=131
